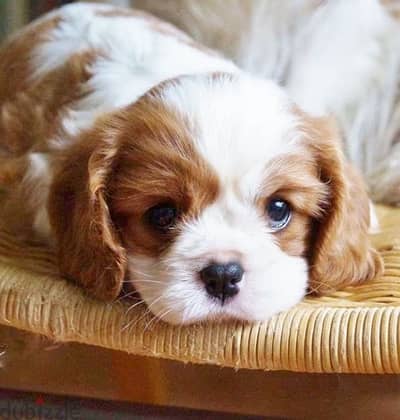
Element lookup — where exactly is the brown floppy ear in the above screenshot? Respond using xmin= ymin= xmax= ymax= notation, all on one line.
xmin=48 ymin=132 xmax=126 ymax=301
xmin=306 ymin=116 xmax=383 ymax=294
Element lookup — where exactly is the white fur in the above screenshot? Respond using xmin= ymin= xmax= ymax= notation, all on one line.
xmin=161 ymin=74 xmax=300 ymax=187
xmin=25 ymin=153 xmax=52 ymax=239
xmin=369 ymin=204 xmax=380 ymax=234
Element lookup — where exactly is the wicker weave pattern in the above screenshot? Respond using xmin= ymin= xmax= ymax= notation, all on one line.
xmin=0 ymin=206 xmax=399 ymax=373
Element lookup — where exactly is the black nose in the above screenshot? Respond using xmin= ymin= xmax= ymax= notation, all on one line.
xmin=200 ymin=262 xmax=244 ymax=302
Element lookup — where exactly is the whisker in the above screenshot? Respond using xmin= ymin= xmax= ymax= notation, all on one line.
xmin=121 ymin=292 xmax=167 ymax=332
xmin=143 ymin=313 xmax=160 ymax=332
xmin=124 ymin=298 xmax=146 ymax=315
xmin=306 ymin=279 xmax=335 ymax=295
xmin=131 ymin=279 xmax=165 ymax=285
xmin=116 ymin=290 xmax=140 ymax=302
xmin=131 ymin=269 xmax=159 ymax=279
xmin=144 ymin=308 xmax=174 ymax=331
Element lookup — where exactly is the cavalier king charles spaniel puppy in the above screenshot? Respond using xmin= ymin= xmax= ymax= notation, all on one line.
xmin=0 ymin=3 xmax=382 ymax=324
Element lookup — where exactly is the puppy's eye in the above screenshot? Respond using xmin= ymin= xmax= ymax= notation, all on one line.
xmin=266 ymin=198 xmax=291 ymax=231
xmin=146 ymin=203 xmax=178 ymax=232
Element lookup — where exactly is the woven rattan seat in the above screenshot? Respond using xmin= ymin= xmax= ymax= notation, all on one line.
xmin=0 ymin=205 xmax=399 ymax=374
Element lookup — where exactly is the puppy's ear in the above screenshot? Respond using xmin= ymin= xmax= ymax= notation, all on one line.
xmin=305 ymin=116 xmax=383 ymax=294
xmin=48 ymin=131 xmax=126 ymax=301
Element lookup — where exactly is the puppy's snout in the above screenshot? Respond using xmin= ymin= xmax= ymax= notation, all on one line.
xmin=200 ymin=262 xmax=243 ymax=302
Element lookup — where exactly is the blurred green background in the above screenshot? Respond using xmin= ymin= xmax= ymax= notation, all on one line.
xmin=0 ymin=1 xmax=75 ymax=41
xmin=0 ymin=1 xmax=131 ymax=41
xmin=0 ymin=0 xmax=131 ymax=41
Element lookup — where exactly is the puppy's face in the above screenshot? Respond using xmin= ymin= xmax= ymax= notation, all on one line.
xmin=49 ymin=74 xmax=382 ymax=324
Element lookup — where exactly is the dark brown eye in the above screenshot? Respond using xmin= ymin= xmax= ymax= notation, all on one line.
xmin=146 ymin=203 xmax=178 ymax=232
xmin=266 ymin=198 xmax=291 ymax=231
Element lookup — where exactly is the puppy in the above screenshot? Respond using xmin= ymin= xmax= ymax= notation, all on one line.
xmin=0 ymin=3 xmax=382 ymax=324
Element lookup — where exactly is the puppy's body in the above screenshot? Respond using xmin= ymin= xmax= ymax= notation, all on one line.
xmin=0 ymin=3 xmax=382 ymax=324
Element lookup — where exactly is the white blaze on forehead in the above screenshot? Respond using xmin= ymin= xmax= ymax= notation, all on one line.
xmin=161 ymin=74 xmax=301 ymax=199
xmin=174 ymin=196 xmax=270 ymax=261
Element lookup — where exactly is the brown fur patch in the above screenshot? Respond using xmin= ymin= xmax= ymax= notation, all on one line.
xmin=259 ymin=109 xmax=383 ymax=289
xmin=48 ymin=128 xmax=127 ymax=301
xmin=0 ymin=17 xmax=60 ymax=100
xmin=0 ymin=155 xmax=48 ymax=240
xmin=109 ymin=93 xmax=220 ymax=258
xmin=0 ymin=12 xmax=100 ymax=157
xmin=0 ymin=16 xmax=58 ymax=155
xmin=296 ymin=112 xmax=383 ymax=293
xmin=0 ymin=155 xmax=29 ymax=186
xmin=0 ymin=48 xmax=97 ymax=156
xmin=0 ymin=156 xmax=32 ymax=237
xmin=260 ymin=152 xmax=329 ymax=257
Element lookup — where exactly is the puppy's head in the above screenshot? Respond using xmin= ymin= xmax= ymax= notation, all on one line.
xmin=49 ymin=74 xmax=382 ymax=324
